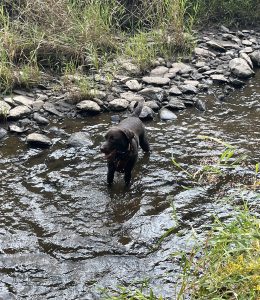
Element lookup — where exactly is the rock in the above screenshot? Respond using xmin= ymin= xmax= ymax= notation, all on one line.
xmin=32 ymin=100 xmax=44 ymax=111
xmin=145 ymin=101 xmax=160 ymax=111
xmin=139 ymin=106 xmax=154 ymax=120
xmin=43 ymin=103 xmax=63 ymax=117
xmin=76 ymin=100 xmax=101 ymax=113
xmin=8 ymin=105 xmax=31 ymax=119
xmin=125 ymin=79 xmax=142 ymax=91
xmin=242 ymin=40 xmax=252 ymax=46
xmin=3 ymin=96 xmax=15 ymax=106
xmin=195 ymin=99 xmax=206 ymax=111
xmin=221 ymin=41 xmax=241 ymax=50
xmin=249 ymin=50 xmax=260 ymax=67
xmin=9 ymin=124 xmax=28 ymax=133
xmin=183 ymin=80 xmax=200 ymax=87
xmin=139 ymin=87 xmax=165 ymax=102
xmin=33 ymin=113 xmax=50 ymax=125
xmin=220 ymin=25 xmax=230 ymax=33
xmin=166 ymin=97 xmax=185 ymax=110
xmin=142 ymin=76 xmax=170 ymax=86
xmin=150 ymin=66 xmax=169 ymax=77
xmin=13 ymin=95 xmax=34 ymax=107
xmin=0 ymin=101 xmax=11 ymax=116
xmin=229 ymin=77 xmax=245 ymax=88
xmin=169 ymin=86 xmax=182 ymax=95
xmin=171 ymin=62 xmax=193 ymax=74
xmin=229 ymin=58 xmax=254 ymax=78
xmin=27 ymin=133 xmax=52 ymax=148
xmin=179 ymin=84 xmax=198 ymax=94
xmin=206 ymin=40 xmax=226 ymax=52
xmin=67 ymin=132 xmax=93 ymax=148
xmin=111 ymin=115 xmax=120 ymax=123
xmin=159 ymin=108 xmax=177 ymax=121
xmin=108 ymin=99 xmax=129 ymax=111
xmin=0 ymin=128 xmax=7 ymax=139
xmin=120 ymin=92 xmax=144 ymax=103
xmin=210 ymin=74 xmax=229 ymax=83
xmin=36 ymin=94 xmax=48 ymax=101
xmin=194 ymin=47 xmax=216 ymax=58
xmin=240 ymin=52 xmax=253 ymax=69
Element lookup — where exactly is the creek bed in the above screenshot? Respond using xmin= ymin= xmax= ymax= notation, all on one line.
xmin=0 ymin=72 xmax=259 ymax=299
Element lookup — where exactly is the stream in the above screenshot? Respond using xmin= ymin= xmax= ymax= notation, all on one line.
xmin=0 ymin=71 xmax=259 ymax=299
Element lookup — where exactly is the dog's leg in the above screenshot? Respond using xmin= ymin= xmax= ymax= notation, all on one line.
xmin=139 ymin=132 xmax=150 ymax=152
xmin=124 ymin=168 xmax=132 ymax=186
xmin=107 ymin=162 xmax=116 ymax=185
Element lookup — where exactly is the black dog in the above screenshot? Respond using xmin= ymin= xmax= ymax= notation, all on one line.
xmin=100 ymin=102 xmax=150 ymax=185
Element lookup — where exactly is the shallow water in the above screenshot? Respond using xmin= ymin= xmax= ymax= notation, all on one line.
xmin=0 ymin=72 xmax=260 ymax=299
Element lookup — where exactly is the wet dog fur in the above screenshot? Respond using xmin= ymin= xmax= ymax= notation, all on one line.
xmin=100 ymin=102 xmax=150 ymax=185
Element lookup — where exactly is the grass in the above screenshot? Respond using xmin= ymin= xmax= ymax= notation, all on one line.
xmin=189 ymin=207 xmax=260 ymax=300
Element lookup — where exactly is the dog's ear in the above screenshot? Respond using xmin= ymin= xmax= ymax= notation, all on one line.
xmin=120 ymin=129 xmax=134 ymax=142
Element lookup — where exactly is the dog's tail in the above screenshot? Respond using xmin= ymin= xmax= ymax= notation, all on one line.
xmin=131 ymin=101 xmax=144 ymax=117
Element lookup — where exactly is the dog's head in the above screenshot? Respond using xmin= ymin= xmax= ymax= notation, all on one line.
xmin=100 ymin=127 xmax=134 ymax=160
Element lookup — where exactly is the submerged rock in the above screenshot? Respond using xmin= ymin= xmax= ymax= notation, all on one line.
xmin=159 ymin=108 xmax=177 ymax=121
xmin=67 ymin=132 xmax=93 ymax=148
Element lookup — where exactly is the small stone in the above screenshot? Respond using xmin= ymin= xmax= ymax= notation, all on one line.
xmin=139 ymin=87 xmax=165 ymax=102
xmin=142 ymin=76 xmax=170 ymax=86
xmin=195 ymin=99 xmax=206 ymax=111
xmin=206 ymin=40 xmax=226 ymax=52
xmin=171 ymin=62 xmax=193 ymax=74
xmin=145 ymin=101 xmax=160 ymax=111
xmin=210 ymin=74 xmax=229 ymax=83
xmin=169 ymin=86 xmax=182 ymax=95
xmin=159 ymin=108 xmax=177 ymax=121
xmin=240 ymin=52 xmax=253 ymax=69
xmin=120 ymin=92 xmax=144 ymax=103
xmin=9 ymin=124 xmax=27 ymax=133
xmin=139 ymin=106 xmax=154 ymax=120
xmin=43 ymin=103 xmax=63 ymax=117
xmin=125 ymin=79 xmax=142 ymax=91
xmin=249 ymin=50 xmax=260 ymax=67
xmin=0 ymin=128 xmax=7 ymax=139
xmin=33 ymin=113 xmax=50 ymax=125
xmin=194 ymin=47 xmax=216 ymax=58
xmin=0 ymin=101 xmax=11 ymax=116
xmin=150 ymin=66 xmax=169 ymax=77
xmin=166 ymin=97 xmax=186 ymax=110
xmin=27 ymin=133 xmax=52 ymax=148
xmin=179 ymin=84 xmax=198 ymax=94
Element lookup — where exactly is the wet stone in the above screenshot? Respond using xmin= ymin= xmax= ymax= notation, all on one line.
xmin=195 ymin=99 xmax=206 ymax=111
xmin=206 ymin=40 xmax=226 ymax=52
xmin=0 ymin=128 xmax=7 ymax=139
xmin=139 ymin=87 xmax=165 ymax=102
xmin=33 ymin=113 xmax=50 ymax=125
xmin=139 ymin=106 xmax=154 ymax=120
xmin=27 ymin=133 xmax=52 ymax=148
xmin=145 ymin=101 xmax=160 ymax=111
xmin=179 ymin=84 xmax=198 ymax=94
xmin=67 ymin=132 xmax=93 ymax=148
xmin=166 ymin=98 xmax=186 ymax=110
xmin=240 ymin=52 xmax=253 ymax=69
xmin=76 ymin=100 xmax=101 ymax=113
xmin=159 ymin=108 xmax=177 ymax=121
xmin=210 ymin=74 xmax=229 ymax=83
xmin=9 ymin=124 xmax=27 ymax=133
xmin=43 ymin=102 xmax=63 ymax=117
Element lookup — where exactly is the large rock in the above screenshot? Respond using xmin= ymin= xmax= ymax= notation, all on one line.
xmin=67 ymin=132 xmax=93 ymax=148
xmin=27 ymin=133 xmax=52 ymax=148
xmin=229 ymin=58 xmax=255 ymax=78
xmin=76 ymin=100 xmax=101 ymax=113
xmin=249 ymin=50 xmax=260 ymax=67
xmin=8 ymin=105 xmax=31 ymax=119
xmin=108 ymin=99 xmax=129 ymax=111
xmin=139 ymin=87 xmax=165 ymax=102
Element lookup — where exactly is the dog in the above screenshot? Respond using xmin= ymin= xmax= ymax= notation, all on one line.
xmin=100 ymin=102 xmax=150 ymax=186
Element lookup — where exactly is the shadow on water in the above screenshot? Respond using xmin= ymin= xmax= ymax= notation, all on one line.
xmin=0 ymin=72 xmax=260 ymax=299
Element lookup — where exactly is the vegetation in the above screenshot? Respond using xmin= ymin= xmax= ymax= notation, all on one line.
xmin=1 ymin=0 xmax=258 ymax=93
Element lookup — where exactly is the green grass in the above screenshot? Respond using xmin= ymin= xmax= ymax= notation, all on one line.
xmin=189 ymin=207 xmax=260 ymax=300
